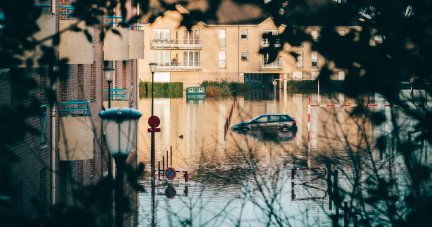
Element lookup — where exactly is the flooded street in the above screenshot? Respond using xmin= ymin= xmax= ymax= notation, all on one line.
xmin=136 ymin=89 xmax=431 ymax=226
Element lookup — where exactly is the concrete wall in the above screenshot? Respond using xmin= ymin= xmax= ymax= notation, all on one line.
xmin=59 ymin=20 xmax=94 ymax=64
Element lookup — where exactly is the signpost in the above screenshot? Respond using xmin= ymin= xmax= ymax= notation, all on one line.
xmin=165 ymin=167 xmax=177 ymax=180
xmin=149 ymin=116 xmax=161 ymax=178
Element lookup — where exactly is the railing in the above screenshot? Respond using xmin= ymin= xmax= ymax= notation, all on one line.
xmin=104 ymin=16 xmax=122 ymax=26
xmin=60 ymin=5 xmax=75 ymax=20
xmin=103 ymin=89 xmax=127 ymax=101
xmin=259 ymin=60 xmax=284 ymax=71
xmin=35 ymin=1 xmax=51 ymax=13
xmin=219 ymin=38 xmax=226 ymax=47
xmin=260 ymin=39 xmax=282 ymax=48
xmin=130 ymin=21 xmax=141 ymax=30
xmin=40 ymin=105 xmax=48 ymax=144
xmin=154 ymin=61 xmax=203 ymax=71
xmin=59 ymin=100 xmax=90 ymax=117
xmin=219 ymin=60 xmax=226 ymax=69
xmin=150 ymin=39 xmax=204 ymax=49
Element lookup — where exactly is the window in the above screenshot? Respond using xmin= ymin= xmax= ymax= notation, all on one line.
xmin=219 ymin=51 xmax=226 ymax=68
xmin=312 ymin=51 xmax=318 ymax=67
xmin=183 ymin=29 xmax=200 ymax=44
xmin=154 ymin=51 xmax=170 ymax=66
xmin=183 ymin=51 xmax=200 ymax=67
xmin=40 ymin=105 xmax=47 ymax=144
xmin=241 ymin=51 xmax=248 ymax=61
xmin=256 ymin=116 xmax=268 ymax=123
xmin=296 ymin=51 xmax=303 ymax=68
xmin=293 ymin=71 xmax=303 ymax=79
xmin=339 ymin=71 xmax=345 ymax=80
xmin=311 ymin=30 xmax=318 ymax=40
xmin=154 ymin=29 xmax=170 ymax=41
xmin=241 ymin=29 xmax=248 ymax=40
xmin=269 ymin=116 xmax=280 ymax=122
xmin=338 ymin=30 xmax=346 ymax=36
xmin=219 ymin=30 xmax=226 ymax=47
xmin=262 ymin=30 xmax=278 ymax=46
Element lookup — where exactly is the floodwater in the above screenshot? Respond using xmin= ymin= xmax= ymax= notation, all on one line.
xmin=135 ymin=89 xmax=431 ymax=227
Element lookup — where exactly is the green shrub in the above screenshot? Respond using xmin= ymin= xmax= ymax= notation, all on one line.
xmin=200 ymin=79 xmax=250 ymax=96
xmin=139 ymin=80 xmax=183 ymax=92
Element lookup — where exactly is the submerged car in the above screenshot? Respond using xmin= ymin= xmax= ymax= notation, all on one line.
xmin=232 ymin=114 xmax=297 ymax=133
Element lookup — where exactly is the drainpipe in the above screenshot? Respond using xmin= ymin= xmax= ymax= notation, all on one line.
xmin=51 ymin=84 xmax=56 ymax=206
xmin=238 ymin=26 xmax=240 ymax=82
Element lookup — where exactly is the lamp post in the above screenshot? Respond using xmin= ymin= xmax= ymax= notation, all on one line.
xmin=103 ymin=67 xmax=115 ymax=180
xmin=99 ymin=107 xmax=142 ymax=227
xmin=149 ymin=63 xmax=157 ymax=179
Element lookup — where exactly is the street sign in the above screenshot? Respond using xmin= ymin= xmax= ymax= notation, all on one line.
xmin=165 ymin=186 xmax=176 ymax=199
xmin=148 ymin=116 xmax=160 ymax=127
xmin=147 ymin=128 xmax=161 ymax=132
xmin=165 ymin=167 xmax=177 ymax=180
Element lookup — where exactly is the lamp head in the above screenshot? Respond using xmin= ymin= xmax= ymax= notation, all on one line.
xmin=99 ymin=108 xmax=142 ymax=157
xmin=149 ymin=63 xmax=157 ymax=73
xmin=103 ymin=68 xmax=115 ymax=82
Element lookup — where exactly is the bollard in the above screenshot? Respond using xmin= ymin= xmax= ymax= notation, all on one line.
xmin=344 ymin=202 xmax=348 ymax=227
xmin=327 ymin=165 xmax=333 ymax=210
xmin=184 ymin=171 xmax=188 ymax=182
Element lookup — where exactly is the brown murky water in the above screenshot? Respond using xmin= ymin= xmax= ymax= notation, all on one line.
xmin=136 ymin=89 xmax=430 ymax=226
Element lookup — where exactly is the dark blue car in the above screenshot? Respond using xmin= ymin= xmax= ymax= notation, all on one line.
xmin=232 ymin=114 xmax=297 ymax=133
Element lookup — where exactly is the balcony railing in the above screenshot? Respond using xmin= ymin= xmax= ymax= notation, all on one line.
xmin=260 ymin=39 xmax=282 ymax=49
xmin=219 ymin=38 xmax=226 ymax=47
xmin=154 ymin=61 xmax=203 ymax=71
xmin=103 ymin=89 xmax=127 ymax=101
xmin=59 ymin=100 xmax=90 ymax=117
xmin=150 ymin=39 xmax=204 ymax=49
xmin=219 ymin=60 xmax=226 ymax=69
xmin=259 ymin=61 xmax=284 ymax=71
xmin=60 ymin=5 xmax=75 ymax=20
xmin=35 ymin=1 xmax=51 ymax=13
xmin=40 ymin=105 xmax=48 ymax=144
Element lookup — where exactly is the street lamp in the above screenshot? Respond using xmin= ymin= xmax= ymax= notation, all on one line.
xmin=103 ymin=67 xmax=115 ymax=181
xmin=99 ymin=107 xmax=142 ymax=227
xmin=149 ymin=63 xmax=157 ymax=179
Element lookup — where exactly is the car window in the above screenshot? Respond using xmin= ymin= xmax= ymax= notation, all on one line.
xmin=269 ymin=116 xmax=280 ymax=122
xmin=256 ymin=116 xmax=268 ymax=123
xmin=280 ymin=115 xmax=289 ymax=121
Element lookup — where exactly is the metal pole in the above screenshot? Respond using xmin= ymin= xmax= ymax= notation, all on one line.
xmin=166 ymin=151 xmax=169 ymax=167
xmin=108 ymin=81 xmax=113 ymax=181
xmin=151 ymin=71 xmax=155 ymax=183
xmin=318 ymin=80 xmax=320 ymax=104
xmin=114 ymin=155 xmax=127 ymax=227
xmin=170 ymin=146 xmax=172 ymax=166
xmin=344 ymin=202 xmax=348 ymax=227
xmin=327 ymin=165 xmax=333 ymax=210
xmin=158 ymin=161 xmax=160 ymax=179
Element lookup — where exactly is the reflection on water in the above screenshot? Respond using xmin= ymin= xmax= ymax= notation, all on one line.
xmin=135 ymin=89 xmax=431 ymax=226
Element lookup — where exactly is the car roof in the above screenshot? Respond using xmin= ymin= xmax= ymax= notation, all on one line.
xmin=259 ymin=113 xmax=295 ymax=119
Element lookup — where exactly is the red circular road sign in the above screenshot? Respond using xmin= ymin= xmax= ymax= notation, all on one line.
xmin=165 ymin=167 xmax=177 ymax=180
xmin=165 ymin=186 xmax=176 ymax=199
xmin=148 ymin=116 xmax=160 ymax=127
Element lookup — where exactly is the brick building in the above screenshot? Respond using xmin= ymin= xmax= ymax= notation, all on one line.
xmin=0 ymin=0 xmax=141 ymax=223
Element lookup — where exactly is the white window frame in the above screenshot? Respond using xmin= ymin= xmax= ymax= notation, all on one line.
xmin=241 ymin=29 xmax=248 ymax=40
xmin=183 ymin=51 xmax=200 ymax=67
xmin=312 ymin=51 xmax=318 ymax=68
xmin=219 ymin=29 xmax=226 ymax=47
xmin=241 ymin=51 xmax=248 ymax=62
xmin=154 ymin=29 xmax=170 ymax=41
xmin=219 ymin=51 xmax=226 ymax=68
xmin=311 ymin=30 xmax=318 ymax=41
xmin=154 ymin=51 xmax=170 ymax=67
xmin=296 ymin=51 xmax=303 ymax=68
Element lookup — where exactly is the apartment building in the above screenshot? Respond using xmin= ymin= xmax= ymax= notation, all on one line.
xmin=139 ymin=3 xmax=360 ymax=88
xmin=0 ymin=0 xmax=140 ymax=222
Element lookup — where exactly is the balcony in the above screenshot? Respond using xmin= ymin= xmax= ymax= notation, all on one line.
xmin=150 ymin=39 xmax=204 ymax=49
xmin=103 ymin=89 xmax=130 ymax=109
xmin=259 ymin=61 xmax=284 ymax=71
xmin=260 ymin=39 xmax=282 ymax=49
xmin=155 ymin=61 xmax=203 ymax=71
xmin=58 ymin=100 xmax=94 ymax=161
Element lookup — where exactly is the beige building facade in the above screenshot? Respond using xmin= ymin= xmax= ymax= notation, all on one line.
xmin=139 ymin=5 xmax=361 ymax=88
